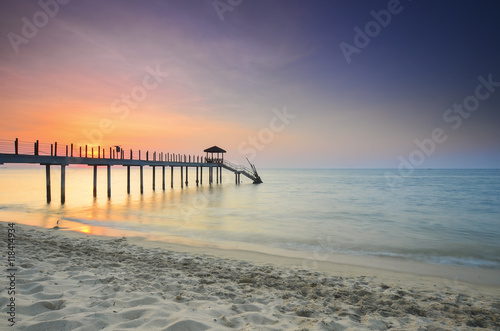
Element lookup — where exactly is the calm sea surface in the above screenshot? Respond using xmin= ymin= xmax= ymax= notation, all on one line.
xmin=1 ymin=167 xmax=499 ymax=269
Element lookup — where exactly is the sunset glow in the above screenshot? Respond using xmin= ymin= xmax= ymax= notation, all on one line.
xmin=1 ymin=1 xmax=499 ymax=168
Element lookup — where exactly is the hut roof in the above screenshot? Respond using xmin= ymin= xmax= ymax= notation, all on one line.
xmin=204 ymin=146 xmax=226 ymax=153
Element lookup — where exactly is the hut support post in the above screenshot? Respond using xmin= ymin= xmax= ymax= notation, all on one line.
xmin=185 ymin=167 xmax=188 ymax=186
xmin=181 ymin=166 xmax=184 ymax=188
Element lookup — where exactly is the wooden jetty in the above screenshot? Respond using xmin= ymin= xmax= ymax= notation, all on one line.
xmin=0 ymin=139 xmax=262 ymax=204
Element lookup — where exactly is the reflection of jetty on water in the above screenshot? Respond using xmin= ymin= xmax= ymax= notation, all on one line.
xmin=0 ymin=139 xmax=262 ymax=204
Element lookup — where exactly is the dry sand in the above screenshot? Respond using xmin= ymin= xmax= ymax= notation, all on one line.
xmin=1 ymin=222 xmax=499 ymax=330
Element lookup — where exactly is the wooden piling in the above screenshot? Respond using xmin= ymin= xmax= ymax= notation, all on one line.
xmin=152 ymin=166 xmax=156 ymax=191
xmin=162 ymin=166 xmax=165 ymax=190
xmin=93 ymin=165 xmax=97 ymax=197
xmin=140 ymin=165 xmax=144 ymax=194
xmin=127 ymin=166 xmax=131 ymax=194
xmin=171 ymin=166 xmax=174 ymax=188
xmin=107 ymin=165 xmax=111 ymax=198
xmin=216 ymin=167 xmax=219 ymax=184
xmin=61 ymin=165 xmax=66 ymax=204
xmin=185 ymin=167 xmax=188 ymax=186
xmin=196 ymin=166 xmax=199 ymax=186
xmin=181 ymin=166 xmax=184 ymax=188
xmin=45 ymin=165 xmax=51 ymax=203
xmin=200 ymin=166 xmax=203 ymax=185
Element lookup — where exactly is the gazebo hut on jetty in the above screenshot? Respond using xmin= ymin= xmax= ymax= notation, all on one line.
xmin=204 ymin=146 xmax=226 ymax=163
xmin=204 ymin=145 xmax=262 ymax=184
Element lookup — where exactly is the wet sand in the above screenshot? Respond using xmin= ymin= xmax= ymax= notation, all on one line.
xmin=1 ymin=222 xmax=499 ymax=330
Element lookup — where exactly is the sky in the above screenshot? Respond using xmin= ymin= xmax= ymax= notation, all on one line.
xmin=1 ymin=0 xmax=499 ymax=168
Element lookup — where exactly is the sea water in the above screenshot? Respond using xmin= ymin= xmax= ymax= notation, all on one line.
xmin=0 ymin=166 xmax=499 ymax=269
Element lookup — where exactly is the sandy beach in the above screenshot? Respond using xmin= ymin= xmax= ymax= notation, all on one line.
xmin=2 ymin=222 xmax=499 ymax=331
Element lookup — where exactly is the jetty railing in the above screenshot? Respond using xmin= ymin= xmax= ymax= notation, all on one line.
xmin=0 ymin=138 xmax=204 ymax=163
xmin=220 ymin=159 xmax=254 ymax=175
xmin=219 ymin=159 xmax=262 ymax=184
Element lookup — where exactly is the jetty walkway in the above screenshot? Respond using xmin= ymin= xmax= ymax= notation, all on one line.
xmin=0 ymin=138 xmax=262 ymax=204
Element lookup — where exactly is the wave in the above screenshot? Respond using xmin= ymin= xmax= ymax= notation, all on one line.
xmin=273 ymin=242 xmax=500 ymax=270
